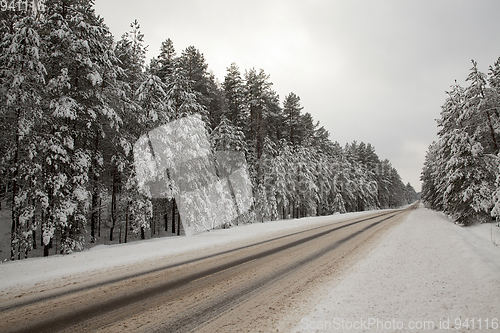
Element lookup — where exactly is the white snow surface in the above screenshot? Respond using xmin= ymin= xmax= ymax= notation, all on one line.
xmin=294 ymin=204 xmax=500 ymax=332
xmin=0 ymin=210 xmax=377 ymax=294
xmin=2 ymin=204 xmax=500 ymax=333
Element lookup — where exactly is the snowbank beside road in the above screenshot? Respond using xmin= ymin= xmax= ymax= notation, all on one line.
xmin=0 ymin=210 xmax=380 ymax=298
xmin=294 ymin=204 xmax=500 ymax=332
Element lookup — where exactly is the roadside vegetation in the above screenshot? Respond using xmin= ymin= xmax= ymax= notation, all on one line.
xmin=421 ymin=57 xmax=500 ymax=225
xmin=0 ymin=1 xmax=416 ymax=260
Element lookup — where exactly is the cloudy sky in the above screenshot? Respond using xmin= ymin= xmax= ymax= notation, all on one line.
xmin=94 ymin=0 xmax=500 ymax=191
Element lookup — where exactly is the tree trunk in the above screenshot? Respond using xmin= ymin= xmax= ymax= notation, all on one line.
xmin=10 ymin=125 xmax=19 ymax=261
xmin=125 ymin=201 xmax=129 ymax=243
xmin=177 ymin=211 xmax=181 ymax=236
xmin=42 ymin=211 xmax=50 ymax=257
xmin=171 ymin=198 xmax=176 ymax=234
xmin=485 ymin=109 xmax=499 ymax=153
xmin=164 ymin=199 xmax=168 ymax=232
xmin=477 ymin=79 xmax=499 ymax=154
xmin=98 ymin=197 xmax=101 ymax=237
xmin=110 ymin=167 xmax=117 ymax=241
xmin=40 ymin=211 xmax=44 ymax=249
xmin=91 ymin=184 xmax=98 ymax=242
xmin=90 ymin=135 xmax=99 ymax=242
xmin=151 ymin=203 xmax=155 ymax=238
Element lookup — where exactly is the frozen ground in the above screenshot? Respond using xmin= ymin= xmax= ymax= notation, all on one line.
xmin=0 ymin=209 xmax=380 ymax=297
xmin=293 ymin=203 xmax=500 ymax=332
xmin=2 ymin=204 xmax=499 ymax=332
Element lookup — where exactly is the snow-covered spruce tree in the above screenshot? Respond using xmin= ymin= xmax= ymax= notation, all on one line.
xmin=405 ymin=183 xmax=417 ymax=204
xmin=133 ymin=72 xmax=171 ymax=240
xmin=326 ymin=148 xmax=351 ymax=213
xmin=115 ymin=19 xmax=147 ymax=95
xmin=178 ymin=46 xmax=209 ymax=99
xmin=465 ymin=60 xmax=499 ymax=154
xmin=377 ymin=159 xmax=395 ymax=208
xmin=331 ymin=191 xmax=347 ymax=214
xmin=463 ymin=61 xmax=500 ymax=222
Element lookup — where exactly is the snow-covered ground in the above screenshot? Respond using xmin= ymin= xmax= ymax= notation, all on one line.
xmin=0 ymin=209 xmax=380 ymax=298
xmin=293 ymin=203 xmax=500 ymax=332
xmin=2 ymin=204 xmax=500 ymax=332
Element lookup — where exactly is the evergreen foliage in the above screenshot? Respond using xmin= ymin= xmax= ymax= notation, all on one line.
xmin=0 ymin=3 xmax=415 ymax=259
xmin=421 ymin=58 xmax=500 ymax=225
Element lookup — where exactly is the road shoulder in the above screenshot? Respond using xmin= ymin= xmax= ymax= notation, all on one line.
xmin=290 ymin=204 xmax=500 ymax=332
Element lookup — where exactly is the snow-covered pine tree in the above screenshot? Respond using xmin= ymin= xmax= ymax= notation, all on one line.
xmin=465 ymin=60 xmax=499 ymax=155
xmin=1 ymin=14 xmax=46 ymax=259
xmin=210 ymin=115 xmax=246 ymax=153
xmin=150 ymin=38 xmax=176 ymax=83
xmin=422 ymin=60 xmax=500 ymax=224
xmin=178 ymin=45 xmax=222 ymax=127
xmin=115 ymin=19 xmax=147 ymax=96
xmin=315 ymin=151 xmax=333 ymax=216
xmin=252 ymin=136 xmax=276 ymax=222
xmin=244 ymin=68 xmax=274 ymax=161
xmin=295 ymin=145 xmax=319 ymax=217
xmin=41 ymin=0 xmax=123 ymax=252
xmin=223 ymin=63 xmax=247 ymax=129
xmin=272 ymin=140 xmax=291 ymax=219
xmin=260 ymin=136 xmax=278 ymax=221
xmin=283 ymin=92 xmax=303 ymax=146
xmin=115 ymin=20 xmax=167 ymax=241
xmin=165 ymin=65 xmax=206 ymax=119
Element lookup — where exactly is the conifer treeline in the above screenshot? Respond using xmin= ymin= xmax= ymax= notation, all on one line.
xmin=0 ymin=1 xmax=416 ymax=259
xmin=421 ymin=58 xmax=500 ymax=225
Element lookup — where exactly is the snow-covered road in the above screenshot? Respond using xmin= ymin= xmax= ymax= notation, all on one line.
xmin=292 ymin=203 xmax=500 ymax=332
xmin=0 ymin=208 xmax=408 ymax=332
xmin=0 ymin=209 xmax=385 ymax=302
xmin=1 ymin=203 xmax=499 ymax=332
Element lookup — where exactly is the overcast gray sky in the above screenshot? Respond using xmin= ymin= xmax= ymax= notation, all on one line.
xmin=94 ymin=0 xmax=500 ymax=191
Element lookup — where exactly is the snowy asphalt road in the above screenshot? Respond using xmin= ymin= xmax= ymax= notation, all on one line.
xmin=0 ymin=205 xmax=415 ymax=332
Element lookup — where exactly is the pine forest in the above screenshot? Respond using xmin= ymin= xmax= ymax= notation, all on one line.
xmin=0 ymin=1 xmax=417 ymax=260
